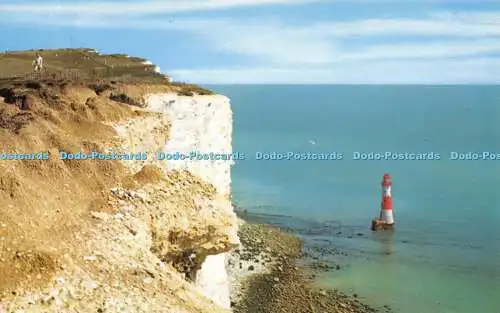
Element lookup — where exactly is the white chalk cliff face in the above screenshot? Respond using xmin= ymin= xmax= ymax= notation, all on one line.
xmin=114 ymin=93 xmax=239 ymax=309
xmin=146 ymin=94 xmax=238 ymax=309
xmin=145 ymin=94 xmax=233 ymax=199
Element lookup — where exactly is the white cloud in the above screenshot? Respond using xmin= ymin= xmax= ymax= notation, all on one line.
xmin=341 ymin=40 xmax=500 ymax=61
xmin=0 ymin=0 xmax=326 ymax=15
xmin=204 ymin=28 xmax=500 ymax=64
xmin=309 ymin=12 xmax=500 ymax=38
xmin=169 ymin=58 xmax=500 ymax=84
xmin=198 ymin=22 xmax=340 ymax=65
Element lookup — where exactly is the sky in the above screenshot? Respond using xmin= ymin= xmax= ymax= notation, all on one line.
xmin=0 ymin=0 xmax=499 ymax=84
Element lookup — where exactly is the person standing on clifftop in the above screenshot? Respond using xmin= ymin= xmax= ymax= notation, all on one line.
xmin=33 ymin=53 xmax=43 ymax=72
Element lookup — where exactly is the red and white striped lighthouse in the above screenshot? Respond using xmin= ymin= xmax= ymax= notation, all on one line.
xmin=379 ymin=173 xmax=394 ymax=225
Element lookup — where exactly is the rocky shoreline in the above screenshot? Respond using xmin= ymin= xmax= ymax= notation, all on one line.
xmin=228 ymin=218 xmax=390 ymax=313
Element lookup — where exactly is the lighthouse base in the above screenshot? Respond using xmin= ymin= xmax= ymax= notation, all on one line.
xmin=371 ymin=218 xmax=395 ymax=231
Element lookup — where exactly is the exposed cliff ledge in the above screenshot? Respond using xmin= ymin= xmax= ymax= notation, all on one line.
xmin=0 ymin=58 xmax=238 ymax=312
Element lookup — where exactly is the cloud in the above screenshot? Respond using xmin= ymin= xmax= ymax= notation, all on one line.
xmin=169 ymin=58 xmax=500 ymax=84
xmin=202 ymin=26 xmax=500 ymax=65
xmin=310 ymin=12 xmax=500 ymax=38
xmin=0 ymin=0 xmax=326 ymax=15
xmin=341 ymin=40 xmax=500 ymax=61
xmin=195 ymin=21 xmax=340 ymax=65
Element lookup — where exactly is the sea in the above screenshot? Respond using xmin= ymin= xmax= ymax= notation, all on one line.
xmin=206 ymin=85 xmax=500 ymax=313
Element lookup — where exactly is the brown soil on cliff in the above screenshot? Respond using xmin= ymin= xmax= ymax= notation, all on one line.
xmin=0 ymin=79 xmax=135 ymax=294
xmin=133 ymin=164 xmax=166 ymax=184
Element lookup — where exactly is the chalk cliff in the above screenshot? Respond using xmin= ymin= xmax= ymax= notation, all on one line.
xmin=0 ymin=52 xmax=239 ymax=312
xmin=113 ymin=93 xmax=239 ymax=309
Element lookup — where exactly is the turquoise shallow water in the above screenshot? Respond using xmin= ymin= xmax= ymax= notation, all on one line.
xmin=207 ymin=85 xmax=500 ymax=313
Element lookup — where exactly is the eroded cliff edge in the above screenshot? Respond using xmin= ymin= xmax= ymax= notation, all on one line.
xmin=0 ymin=64 xmax=239 ymax=312
xmin=113 ymin=93 xmax=239 ymax=308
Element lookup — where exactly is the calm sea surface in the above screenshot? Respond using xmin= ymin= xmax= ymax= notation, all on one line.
xmin=207 ymin=85 xmax=500 ymax=313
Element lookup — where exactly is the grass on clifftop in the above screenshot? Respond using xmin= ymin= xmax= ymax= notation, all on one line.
xmin=0 ymin=48 xmax=213 ymax=96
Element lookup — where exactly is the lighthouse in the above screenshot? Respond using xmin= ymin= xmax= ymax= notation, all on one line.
xmin=380 ymin=173 xmax=394 ymax=225
xmin=371 ymin=173 xmax=395 ymax=231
